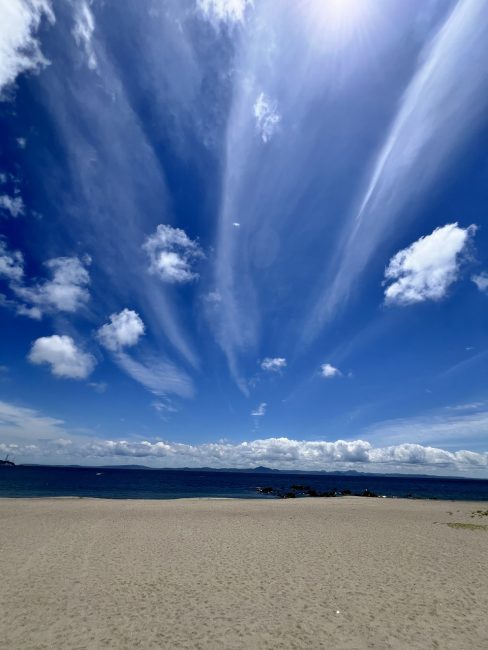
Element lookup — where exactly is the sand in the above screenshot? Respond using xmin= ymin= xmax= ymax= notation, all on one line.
xmin=0 ymin=497 xmax=487 ymax=649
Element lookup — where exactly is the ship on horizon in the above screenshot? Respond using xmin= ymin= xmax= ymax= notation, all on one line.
xmin=0 ymin=455 xmax=15 ymax=467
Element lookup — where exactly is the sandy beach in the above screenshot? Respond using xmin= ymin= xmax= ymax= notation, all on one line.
xmin=0 ymin=497 xmax=487 ymax=649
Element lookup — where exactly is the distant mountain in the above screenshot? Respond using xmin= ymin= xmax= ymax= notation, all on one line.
xmin=16 ymin=463 xmax=477 ymax=480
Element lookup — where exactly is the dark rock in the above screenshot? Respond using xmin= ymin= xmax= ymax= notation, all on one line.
xmin=361 ymin=489 xmax=379 ymax=498
xmin=256 ymin=486 xmax=274 ymax=494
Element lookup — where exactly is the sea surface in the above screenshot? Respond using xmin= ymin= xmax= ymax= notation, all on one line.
xmin=1 ymin=466 xmax=488 ymax=500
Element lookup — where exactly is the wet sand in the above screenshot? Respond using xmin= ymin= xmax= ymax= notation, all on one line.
xmin=0 ymin=497 xmax=487 ymax=649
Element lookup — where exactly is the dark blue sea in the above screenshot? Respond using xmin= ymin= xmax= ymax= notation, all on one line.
xmin=1 ymin=466 xmax=488 ymax=500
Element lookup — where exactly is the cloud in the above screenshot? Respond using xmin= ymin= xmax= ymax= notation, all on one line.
xmin=0 ymin=400 xmax=66 ymax=444
xmin=97 ymin=308 xmax=145 ymax=352
xmin=0 ymin=0 xmax=54 ymax=95
xmin=232 ymin=222 xmax=241 ymax=228
xmin=365 ymin=403 xmax=488 ymax=450
xmin=0 ymin=194 xmax=25 ymax=217
xmin=72 ymin=0 xmax=97 ymax=70
xmin=306 ymin=0 xmax=488 ymax=339
xmin=28 ymin=335 xmax=96 ymax=379
xmin=320 ymin=363 xmax=341 ymax=378
xmin=114 ymin=352 xmax=194 ymax=399
xmin=152 ymin=398 xmax=178 ymax=415
xmin=253 ymin=92 xmax=281 ymax=143
xmin=13 ymin=255 xmax=90 ymax=317
xmin=88 ymin=381 xmax=107 ymax=394
xmin=472 ymin=272 xmax=488 ymax=293
xmin=0 ymin=239 xmax=24 ymax=281
xmin=384 ymin=223 xmax=475 ymax=306
xmin=2 ymin=414 xmax=486 ymax=473
xmin=143 ymin=224 xmax=204 ymax=284
xmin=196 ymin=0 xmax=252 ymax=26
xmin=260 ymin=357 xmax=286 ymax=372
xmin=251 ymin=402 xmax=267 ymax=417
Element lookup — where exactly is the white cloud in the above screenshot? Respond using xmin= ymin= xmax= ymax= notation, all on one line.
xmin=97 ymin=308 xmax=145 ymax=352
xmin=320 ymin=363 xmax=341 ymax=378
xmin=152 ymin=398 xmax=178 ymax=414
xmin=197 ymin=0 xmax=252 ymax=26
xmin=0 ymin=399 xmax=66 ymax=443
xmin=384 ymin=223 xmax=475 ymax=306
xmin=0 ymin=0 xmax=54 ymax=95
xmin=0 ymin=239 xmax=24 ymax=281
xmin=72 ymin=1 xmax=97 ymax=70
xmin=2 ymin=421 xmax=486 ymax=474
xmin=115 ymin=351 xmax=194 ymax=399
xmin=0 ymin=194 xmax=25 ymax=217
xmin=143 ymin=224 xmax=204 ymax=284
xmin=28 ymin=335 xmax=96 ymax=379
xmin=253 ymin=92 xmax=281 ymax=143
xmin=472 ymin=272 xmax=488 ymax=293
xmin=232 ymin=222 xmax=241 ymax=228
xmin=13 ymin=255 xmax=90 ymax=316
xmin=88 ymin=381 xmax=107 ymax=394
xmin=251 ymin=402 xmax=267 ymax=417
xmin=260 ymin=357 xmax=286 ymax=372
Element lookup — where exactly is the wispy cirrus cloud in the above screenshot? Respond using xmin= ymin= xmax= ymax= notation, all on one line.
xmin=114 ymin=351 xmax=194 ymax=399
xmin=72 ymin=0 xmax=97 ymax=70
xmin=251 ymin=402 xmax=266 ymax=417
xmin=253 ymin=92 xmax=281 ymax=143
xmin=305 ymin=0 xmax=488 ymax=340
xmin=196 ymin=0 xmax=253 ymax=26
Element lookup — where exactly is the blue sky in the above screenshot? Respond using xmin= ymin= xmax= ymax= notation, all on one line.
xmin=1 ymin=0 xmax=488 ymax=475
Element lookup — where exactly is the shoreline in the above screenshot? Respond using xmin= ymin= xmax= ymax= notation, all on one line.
xmin=1 ymin=494 xmax=488 ymax=503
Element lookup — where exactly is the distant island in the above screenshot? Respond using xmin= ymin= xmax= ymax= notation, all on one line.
xmin=16 ymin=463 xmax=478 ymax=480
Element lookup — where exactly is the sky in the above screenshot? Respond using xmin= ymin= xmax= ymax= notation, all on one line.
xmin=1 ymin=0 xmax=488 ymax=476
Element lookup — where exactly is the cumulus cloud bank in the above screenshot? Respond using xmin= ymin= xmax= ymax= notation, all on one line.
xmin=0 ymin=0 xmax=54 ymax=95
xmin=143 ymin=224 xmax=204 ymax=284
xmin=384 ymin=223 xmax=475 ymax=306
xmin=2 ymin=428 xmax=487 ymax=474
xmin=28 ymin=335 xmax=96 ymax=379
xmin=97 ymin=309 xmax=145 ymax=352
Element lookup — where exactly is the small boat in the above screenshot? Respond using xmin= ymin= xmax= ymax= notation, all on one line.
xmin=0 ymin=454 xmax=15 ymax=467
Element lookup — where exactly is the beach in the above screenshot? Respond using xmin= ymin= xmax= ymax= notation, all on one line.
xmin=0 ymin=497 xmax=487 ymax=649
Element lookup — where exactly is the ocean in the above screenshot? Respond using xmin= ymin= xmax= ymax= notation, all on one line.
xmin=1 ymin=465 xmax=488 ymax=500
